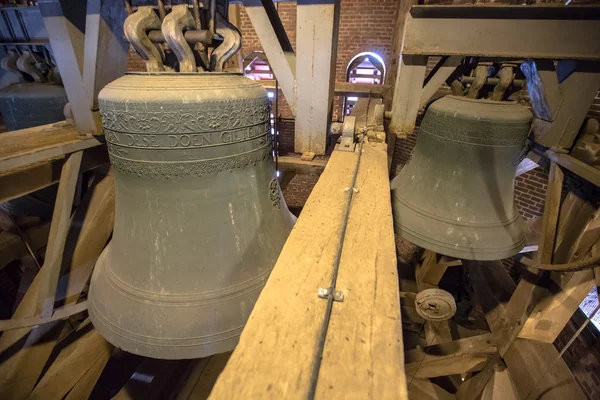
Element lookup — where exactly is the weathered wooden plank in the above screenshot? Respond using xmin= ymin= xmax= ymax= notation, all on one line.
xmin=0 ymin=222 xmax=50 ymax=271
xmin=390 ymin=55 xmax=427 ymax=137
xmin=405 ymin=334 xmax=496 ymax=380
xmin=209 ymin=149 xmax=358 ymax=398
xmin=519 ymin=196 xmax=599 ymax=343
xmin=36 ymin=151 xmax=83 ymax=319
xmin=316 ymin=142 xmax=406 ymax=398
xmin=295 ymin=0 xmax=340 ymax=154
xmin=455 ymin=356 xmax=503 ymax=400
xmin=420 ymin=56 xmax=462 ymax=108
xmin=504 ymin=338 xmax=585 ymax=400
xmin=0 ymin=301 xmax=88 ymax=332
xmin=494 ymin=161 xmax=563 ymax=356
xmin=27 ymin=324 xmax=112 ymax=400
xmin=0 ymin=147 xmax=109 ymax=204
xmin=277 ymin=155 xmax=328 ymax=175
xmin=480 ymin=369 xmax=519 ymax=400
xmin=0 ymin=176 xmax=115 ymax=400
xmin=0 ymin=122 xmax=79 ymax=162
xmin=408 ymin=379 xmax=455 ymax=400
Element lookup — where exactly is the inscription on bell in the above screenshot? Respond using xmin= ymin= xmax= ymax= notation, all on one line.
xmin=106 ymin=122 xmax=269 ymax=149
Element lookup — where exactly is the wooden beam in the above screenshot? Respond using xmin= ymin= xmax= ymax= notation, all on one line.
xmin=456 ymin=356 xmax=503 ymax=400
xmin=39 ymin=0 xmax=94 ymax=132
xmin=176 ymin=352 xmax=232 ymax=400
xmin=408 ymin=379 xmax=455 ymax=400
xmin=277 ymin=155 xmax=328 ymax=175
xmin=0 ymin=222 xmax=50 ymax=271
xmin=390 ymin=55 xmax=427 ymax=137
xmin=83 ymin=0 xmax=129 ymax=115
xmin=0 ymin=301 xmax=88 ymax=332
xmin=518 ymin=194 xmax=599 ymax=343
xmin=294 ymin=0 xmax=340 ymax=154
xmin=0 ymin=147 xmax=109 ymax=204
xmin=504 ymin=338 xmax=585 ymax=399
xmin=259 ymin=80 xmax=390 ymax=98
xmin=210 ymin=143 xmax=405 ymax=398
xmin=494 ymin=161 xmax=563 ymax=356
xmin=0 ymin=122 xmax=102 ymax=173
xmin=316 ymin=142 xmax=406 ymax=398
xmin=27 ymin=324 xmax=112 ymax=400
xmin=420 ymin=56 xmax=462 ymax=108
xmin=546 ymin=150 xmax=600 ymax=188
xmin=242 ymin=0 xmax=296 ymax=115
xmin=35 ymin=151 xmax=83 ymax=319
xmin=384 ymin=0 xmax=419 ymax=108
xmin=405 ymin=334 xmax=497 ymax=379
xmin=0 ymin=176 xmax=115 ymax=400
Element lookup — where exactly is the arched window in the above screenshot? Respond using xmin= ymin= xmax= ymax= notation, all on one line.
xmin=344 ymin=52 xmax=385 ymax=116
xmin=243 ymin=51 xmax=274 ymax=81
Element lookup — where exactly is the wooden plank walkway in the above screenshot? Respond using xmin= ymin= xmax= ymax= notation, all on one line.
xmin=209 ymin=141 xmax=406 ymax=399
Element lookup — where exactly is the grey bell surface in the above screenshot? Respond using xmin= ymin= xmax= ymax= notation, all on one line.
xmin=88 ymin=73 xmax=295 ymax=359
xmin=391 ymin=95 xmax=532 ymax=261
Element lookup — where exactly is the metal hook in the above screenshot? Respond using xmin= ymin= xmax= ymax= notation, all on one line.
xmin=124 ymin=6 xmax=165 ymax=72
xmin=210 ymin=12 xmax=242 ymax=72
xmin=1 ymin=52 xmax=26 ymax=82
xmin=467 ymin=65 xmax=488 ymax=99
xmin=491 ymin=65 xmax=515 ymax=101
xmin=16 ymin=51 xmax=47 ymax=82
xmin=162 ymin=5 xmax=197 ymax=72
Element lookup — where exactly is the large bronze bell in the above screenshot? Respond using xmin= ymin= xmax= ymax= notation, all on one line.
xmin=89 ymin=73 xmax=295 ymax=359
xmin=391 ymin=96 xmax=532 ymax=261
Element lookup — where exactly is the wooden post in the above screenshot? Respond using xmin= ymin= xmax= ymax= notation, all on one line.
xmin=39 ymin=0 xmax=129 ymax=134
xmin=390 ymin=54 xmax=427 ymax=138
xmin=294 ymin=0 xmax=340 ymax=155
xmin=35 ymin=151 xmax=83 ymax=319
xmin=242 ymin=0 xmax=296 ymax=114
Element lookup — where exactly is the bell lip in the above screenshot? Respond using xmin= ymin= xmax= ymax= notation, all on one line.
xmin=444 ymin=95 xmax=518 ymax=106
xmin=125 ymin=72 xmax=244 ymax=77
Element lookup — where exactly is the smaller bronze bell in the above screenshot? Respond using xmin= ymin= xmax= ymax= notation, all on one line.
xmin=391 ymin=96 xmax=532 ymax=261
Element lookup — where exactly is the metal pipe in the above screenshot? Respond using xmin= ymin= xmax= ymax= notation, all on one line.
xmin=192 ymin=0 xmax=202 ymax=30
xmin=157 ymin=0 xmax=166 ymax=20
xmin=461 ymin=76 xmax=526 ymax=88
xmin=209 ymin=0 xmax=216 ymax=36
xmin=147 ymin=29 xmax=213 ymax=46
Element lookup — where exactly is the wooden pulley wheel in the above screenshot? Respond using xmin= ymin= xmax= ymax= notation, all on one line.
xmin=415 ymin=288 xmax=457 ymax=322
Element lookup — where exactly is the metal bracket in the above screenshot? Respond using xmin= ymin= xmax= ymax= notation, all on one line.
xmin=318 ymin=287 xmax=345 ymax=302
xmin=339 ymin=115 xmax=356 ymax=152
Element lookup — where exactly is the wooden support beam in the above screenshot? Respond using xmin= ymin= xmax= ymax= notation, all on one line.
xmin=35 ymin=151 xmax=83 ymax=319
xmin=39 ymin=0 xmax=129 ymax=133
xmin=504 ymin=339 xmax=586 ymax=399
xmin=420 ymin=56 xmax=462 ymax=108
xmin=276 ymin=155 xmax=328 ymax=175
xmin=456 ymin=356 xmax=503 ymax=400
xmin=176 ymin=352 xmax=232 ymax=400
xmin=315 ymin=142 xmax=405 ymax=398
xmin=408 ymin=379 xmax=455 ymax=400
xmin=259 ymin=80 xmax=390 ymax=98
xmin=0 ymin=301 xmax=88 ymax=332
xmin=546 ymin=150 xmax=600 ymax=188
xmin=494 ymin=161 xmax=563 ymax=356
xmin=0 ymin=147 xmax=109 ymax=204
xmin=294 ymin=0 xmax=340 ymax=154
xmin=390 ymin=55 xmax=427 ymax=138
xmin=210 ymin=143 xmax=406 ymax=398
xmin=384 ymin=0 xmax=419 ymax=109
xmin=0 ymin=176 xmax=115 ymax=400
xmin=0 ymin=222 xmax=50 ymax=271
xmin=27 ymin=324 xmax=113 ymax=400
xmin=405 ymin=334 xmax=497 ymax=380
xmin=242 ymin=0 xmax=296 ymax=115
xmin=532 ymin=61 xmax=600 ymax=149
xmin=519 ymin=193 xmax=599 ymax=343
